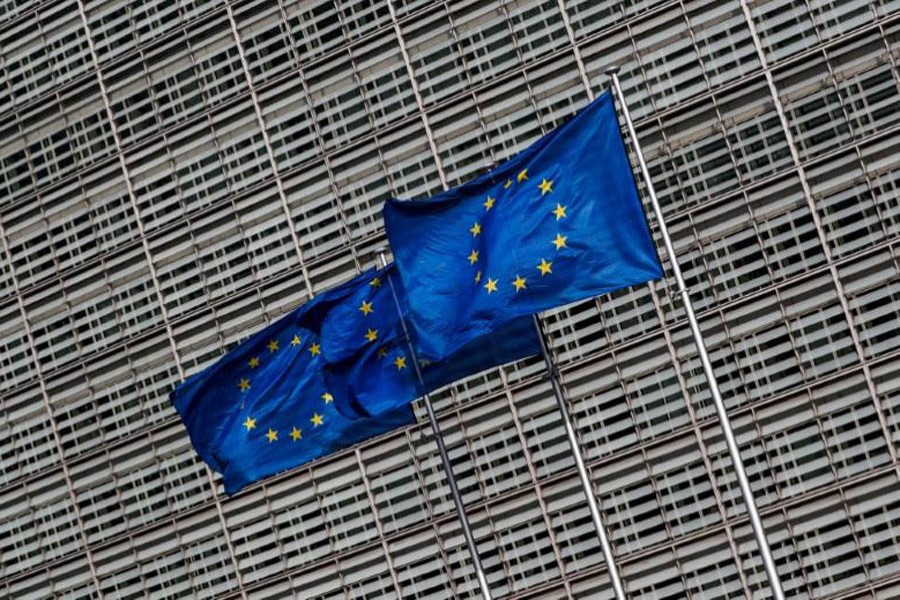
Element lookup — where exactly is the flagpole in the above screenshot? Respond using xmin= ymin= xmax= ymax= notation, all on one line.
xmin=532 ymin=315 xmax=628 ymax=600
xmin=605 ymin=67 xmax=786 ymax=600
xmin=375 ymin=249 xmax=494 ymax=600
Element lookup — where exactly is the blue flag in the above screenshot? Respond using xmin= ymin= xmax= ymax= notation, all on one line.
xmin=383 ymin=91 xmax=663 ymax=360
xmin=171 ymin=264 xmax=538 ymax=494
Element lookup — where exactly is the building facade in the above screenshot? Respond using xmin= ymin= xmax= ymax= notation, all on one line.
xmin=2 ymin=0 xmax=900 ymax=598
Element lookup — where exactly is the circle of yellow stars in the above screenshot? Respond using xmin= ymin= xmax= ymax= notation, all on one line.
xmin=466 ymin=169 xmax=567 ymax=294
xmin=239 ymin=330 xmax=333 ymax=446
xmin=239 ymin=273 xmax=415 ymax=447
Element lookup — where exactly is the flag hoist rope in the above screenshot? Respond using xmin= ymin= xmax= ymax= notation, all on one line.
xmin=606 ymin=67 xmax=787 ymax=600
xmin=375 ymin=250 xmax=494 ymax=600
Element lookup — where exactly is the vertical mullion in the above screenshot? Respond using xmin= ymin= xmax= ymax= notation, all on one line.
xmin=0 ymin=217 xmax=104 ymax=597
xmin=224 ymin=2 xmax=312 ymax=297
xmin=738 ymin=0 xmax=900 ymax=475
xmin=73 ymin=1 xmax=248 ymax=596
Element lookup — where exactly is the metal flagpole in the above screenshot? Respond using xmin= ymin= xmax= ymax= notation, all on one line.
xmin=532 ymin=315 xmax=628 ymax=600
xmin=605 ymin=67 xmax=786 ymax=600
xmin=375 ymin=248 xmax=494 ymax=600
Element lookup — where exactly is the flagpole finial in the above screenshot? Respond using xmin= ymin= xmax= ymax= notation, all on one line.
xmin=604 ymin=66 xmax=620 ymax=76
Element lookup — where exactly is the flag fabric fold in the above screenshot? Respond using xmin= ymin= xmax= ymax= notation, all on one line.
xmin=382 ymin=90 xmax=663 ymax=360
xmin=171 ymin=264 xmax=538 ymax=494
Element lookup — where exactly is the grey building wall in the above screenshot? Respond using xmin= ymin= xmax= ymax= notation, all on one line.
xmin=1 ymin=0 xmax=900 ymax=598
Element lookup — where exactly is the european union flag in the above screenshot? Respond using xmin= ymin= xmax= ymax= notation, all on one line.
xmin=383 ymin=91 xmax=663 ymax=360
xmin=171 ymin=264 xmax=537 ymax=494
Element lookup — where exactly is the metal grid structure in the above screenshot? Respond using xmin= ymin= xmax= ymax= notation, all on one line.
xmin=1 ymin=0 xmax=900 ymax=598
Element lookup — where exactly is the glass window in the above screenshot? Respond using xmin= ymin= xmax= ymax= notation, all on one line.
xmin=224 ymin=488 xmax=286 ymax=585
xmin=1 ymin=383 xmax=59 ymax=486
xmin=845 ymin=473 xmax=900 ymax=583
xmin=580 ymin=28 xmax=654 ymax=120
xmin=809 ymin=0 xmax=874 ymax=41
xmin=718 ymin=79 xmax=794 ymax=184
xmin=686 ymin=0 xmax=761 ymax=88
xmin=827 ymin=31 xmax=900 ymax=142
xmin=306 ymin=51 xmax=373 ymax=151
xmin=526 ymin=54 xmax=590 ymax=130
xmin=633 ymin=7 xmax=707 ymax=111
xmin=774 ymin=52 xmax=852 ymax=161
xmin=234 ymin=0 xmax=295 ymax=86
xmin=675 ymin=533 xmax=747 ymax=598
xmin=188 ymin=19 xmax=247 ymax=111
xmin=403 ymin=8 xmax=468 ymax=107
xmin=330 ymin=138 xmax=393 ymax=242
xmin=361 ymin=433 xmax=426 ymax=536
xmin=486 ymin=492 xmax=562 ymax=592
xmin=860 ymin=133 xmax=900 ymax=239
xmin=313 ymin=455 xmax=380 ymax=553
xmin=282 ymin=0 xmax=344 ymax=64
xmin=0 ymin=471 xmax=80 ymax=576
xmin=389 ymin=528 xmax=454 ymax=599
xmin=452 ymin=0 xmax=520 ymax=88
xmin=258 ymin=78 xmax=318 ymax=173
xmin=460 ymin=396 xmax=532 ymax=499
xmin=563 ymin=0 xmax=624 ymax=41
xmin=211 ymin=100 xmax=274 ymax=194
xmin=0 ymin=117 xmax=32 ymax=205
xmin=841 ymin=248 xmax=900 ymax=359
xmin=0 ymin=301 xmax=36 ymax=391
xmin=87 ymin=0 xmax=137 ymax=64
xmin=476 ymin=74 xmax=544 ymax=163
xmin=750 ymin=177 xmax=827 ymax=283
xmin=146 ymin=36 xmax=206 ymax=133
xmin=106 ymin=54 xmax=160 ymax=148
xmin=596 ymin=448 xmax=669 ymax=554
xmin=750 ymin=0 xmax=819 ymax=64
xmin=352 ymin=32 xmax=419 ymax=130
xmin=234 ymin=183 xmax=302 ymax=282
xmin=282 ymin=161 xmax=346 ymax=261
xmin=3 ymin=556 xmax=95 ymax=599
xmin=786 ymin=491 xmax=867 ymax=597
xmin=505 ymin=0 xmax=569 ymax=64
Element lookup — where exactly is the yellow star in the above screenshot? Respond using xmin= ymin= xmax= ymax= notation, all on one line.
xmin=538 ymin=258 xmax=553 ymax=276
xmin=311 ymin=413 xmax=324 ymax=427
xmin=290 ymin=427 xmax=302 ymax=441
xmin=359 ymin=300 xmax=374 ymax=316
xmin=468 ymin=249 xmax=479 ymax=265
xmin=394 ymin=355 xmax=407 ymax=370
xmin=475 ymin=270 xmax=482 ymax=284
xmin=484 ymin=278 xmax=498 ymax=293
xmin=470 ymin=222 xmax=482 ymax=237
xmin=552 ymin=233 xmax=567 ymax=250
xmin=370 ymin=277 xmax=382 ymax=288
xmin=365 ymin=328 xmax=378 ymax=342
xmin=243 ymin=417 xmax=256 ymax=431
xmin=248 ymin=356 xmax=260 ymax=369
xmin=309 ymin=342 xmax=321 ymax=356
xmin=266 ymin=428 xmax=278 ymax=443
xmin=267 ymin=339 xmax=279 ymax=352
xmin=291 ymin=334 xmax=301 ymax=346
xmin=504 ymin=179 xmax=513 ymax=189
xmin=483 ymin=196 xmax=495 ymax=211
xmin=377 ymin=347 xmax=388 ymax=359
xmin=539 ymin=178 xmax=553 ymax=195
xmin=517 ymin=169 xmax=528 ymax=183
xmin=238 ymin=378 xmax=250 ymax=392
xmin=321 ymin=392 xmax=334 ymax=404
xmin=513 ymin=275 xmax=527 ymax=291
xmin=552 ymin=203 xmax=567 ymax=220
